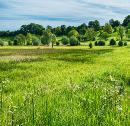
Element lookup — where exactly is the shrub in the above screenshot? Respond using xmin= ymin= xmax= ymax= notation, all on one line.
xmin=98 ymin=41 xmax=105 ymax=46
xmin=124 ymin=42 xmax=127 ymax=46
xmin=32 ymin=37 xmax=40 ymax=46
xmin=8 ymin=40 xmax=13 ymax=46
xmin=89 ymin=42 xmax=93 ymax=49
xmin=95 ymin=41 xmax=98 ymax=46
xmin=14 ymin=34 xmax=26 ymax=45
xmin=56 ymin=41 xmax=60 ymax=46
xmin=118 ymin=41 xmax=123 ymax=46
xmin=110 ymin=39 xmax=116 ymax=46
xmin=0 ymin=39 xmax=4 ymax=46
xmin=70 ymin=36 xmax=79 ymax=46
xmin=61 ymin=36 xmax=69 ymax=45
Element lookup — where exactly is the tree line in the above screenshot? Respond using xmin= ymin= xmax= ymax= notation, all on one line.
xmin=0 ymin=15 xmax=130 ymax=47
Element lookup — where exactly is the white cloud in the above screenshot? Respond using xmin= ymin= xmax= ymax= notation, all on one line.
xmin=0 ymin=0 xmax=130 ymax=30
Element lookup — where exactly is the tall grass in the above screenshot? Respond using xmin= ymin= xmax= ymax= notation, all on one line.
xmin=0 ymin=47 xmax=130 ymax=126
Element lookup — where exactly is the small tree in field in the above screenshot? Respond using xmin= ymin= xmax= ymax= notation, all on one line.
xmin=41 ymin=29 xmax=52 ymax=45
xmin=118 ymin=26 xmax=125 ymax=41
xmin=51 ymin=34 xmax=57 ymax=48
xmin=89 ymin=42 xmax=93 ymax=49
xmin=70 ymin=36 xmax=79 ymax=46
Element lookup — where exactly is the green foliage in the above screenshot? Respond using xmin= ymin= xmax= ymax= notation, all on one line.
xmin=118 ymin=41 xmax=123 ymax=46
xmin=14 ymin=34 xmax=26 ymax=45
xmin=95 ymin=41 xmax=98 ymax=46
xmin=26 ymin=33 xmax=32 ymax=45
xmin=109 ymin=19 xmax=120 ymax=27
xmin=69 ymin=36 xmax=79 ymax=46
xmin=32 ymin=36 xmax=40 ymax=46
xmin=85 ymin=28 xmax=96 ymax=41
xmin=51 ymin=34 xmax=57 ymax=48
xmin=0 ymin=39 xmax=4 ymax=46
xmin=104 ymin=23 xmax=113 ymax=34
xmin=61 ymin=36 xmax=70 ymax=45
xmin=110 ymin=39 xmax=116 ymax=46
xmin=8 ymin=40 xmax=13 ymax=46
xmin=100 ymin=32 xmax=110 ymax=40
xmin=118 ymin=26 xmax=125 ymax=41
xmin=88 ymin=20 xmax=100 ymax=31
xmin=123 ymin=15 xmax=130 ymax=26
xmin=68 ymin=30 xmax=79 ymax=38
xmin=41 ymin=29 xmax=52 ymax=45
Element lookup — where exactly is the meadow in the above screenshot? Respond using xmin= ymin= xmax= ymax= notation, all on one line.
xmin=0 ymin=45 xmax=130 ymax=126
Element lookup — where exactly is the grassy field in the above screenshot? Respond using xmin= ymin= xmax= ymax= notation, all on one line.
xmin=0 ymin=46 xmax=130 ymax=126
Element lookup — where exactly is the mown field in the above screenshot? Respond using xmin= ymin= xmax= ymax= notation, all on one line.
xmin=0 ymin=46 xmax=130 ymax=126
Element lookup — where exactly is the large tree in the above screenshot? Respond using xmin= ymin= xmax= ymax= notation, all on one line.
xmin=88 ymin=20 xmax=100 ymax=31
xmin=123 ymin=15 xmax=130 ymax=26
xmin=104 ymin=23 xmax=113 ymax=34
xmin=85 ymin=28 xmax=96 ymax=41
xmin=118 ymin=26 xmax=125 ymax=41
xmin=109 ymin=19 xmax=120 ymax=27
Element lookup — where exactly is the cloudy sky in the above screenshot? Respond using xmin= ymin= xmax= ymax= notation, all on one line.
xmin=0 ymin=0 xmax=130 ymax=30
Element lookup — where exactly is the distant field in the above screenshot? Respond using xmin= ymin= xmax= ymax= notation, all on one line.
xmin=0 ymin=46 xmax=130 ymax=126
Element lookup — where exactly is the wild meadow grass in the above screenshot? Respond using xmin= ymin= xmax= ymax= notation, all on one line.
xmin=0 ymin=46 xmax=130 ymax=126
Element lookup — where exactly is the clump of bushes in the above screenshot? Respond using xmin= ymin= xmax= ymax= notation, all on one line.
xmin=95 ymin=41 xmax=105 ymax=46
xmin=118 ymin=41 xmax=123 ymax=47
xmin=110 ymin=39 xmax=116 ymax=46
xmin=32 ymin=37 xmax=41 ymax=46
xmin=61 ymin=36 xmax=69 ymax=45
xmin=8 ymin=40 xmax=13 ymax=46
xmin=56 ymin=41 xmax=60 ymax=46
xmin=69 ymin=36 xmax=80 ymax=46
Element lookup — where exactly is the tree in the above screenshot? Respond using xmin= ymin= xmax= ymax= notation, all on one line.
xmin=77 ymin=23 xmax=87 ymax=35
xmin=70 ymin=36 xmax=79 ymax=46
xmin=51 ymin=34 xmax=57 ymax=48
xmin=118 ymin=26 xmax=125 ymax=41
xmin=123 ymin=15 xmax=130 ymax=26
xmin=32 ymin=36 xmax=40 ymax=46
xmin=14 ymin=34 xmax=26 ymax=45
xmin=26 ymin=33 xmax=32 ymax=45
xmin=41 ymin=29 xmax=52 ymax=45
xmin=104 ymin=23 xmax=113 ymax=34
xmin=61 ymin=36 xmax=69 ymax=45
xmin=89 ymin=42 xmax=93 ymax=48
xmin=88 ymin=20 xmax=100 ymax=31
xmin=85 ymin=28 xmax=96 ymax=41
xmin=68 ymin=30 xmax=79 ymax=38
xmin=61 ymin=25 xmax=67 ymax=35
xmin=109 ymin=19 xmax=120 ymax=27
xmin=100 ymin=32 xmax=110 ymax=40
xmin=20 ymin=23 xmax=45 ymax=35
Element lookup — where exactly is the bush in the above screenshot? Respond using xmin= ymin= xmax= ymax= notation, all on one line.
xmin=89 ymin=42 xmax=93 ymax=48
xmin=110 ymin=39 xmax=116 ymax=46
xmin=14 ymin=34 xmax=26 ymax=45
xmin=70 ymin=36 xmax=79 ymax=46
xmin=56 ymin=41 xmax=60 ymax=46
xmin=61 ymin=36 xmax=69 ymax=45
xmin=0 ymin=39 xmax=4 ymax=46
xmin=32 ymin=37 xmax=40 ymax=46
xmin=97 ymin=41 xmax=105 ymax=46
xmin=124 ymin=42 xmax=127 ymax=46
xmin=8 ymin=40 xmax=13 ymax=46
xmin=118 ymin=41 xmax=123 ymax=46
xmin=95 ymin=41 xmax=98 ymax=46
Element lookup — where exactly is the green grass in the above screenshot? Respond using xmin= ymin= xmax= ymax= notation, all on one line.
xmin=0 ymin=46 xmax=130 ymax=126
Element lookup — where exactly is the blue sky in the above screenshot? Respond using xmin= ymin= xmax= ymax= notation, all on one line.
xmin=0 ymin=0 xmax=130 ymax=30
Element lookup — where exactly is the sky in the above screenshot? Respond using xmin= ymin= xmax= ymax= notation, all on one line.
xmin=0 ymin=0 xmax=130 ymax=30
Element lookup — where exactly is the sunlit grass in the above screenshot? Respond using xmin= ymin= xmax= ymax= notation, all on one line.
xmin=0 ymin=46 xmax=130 ymax=126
